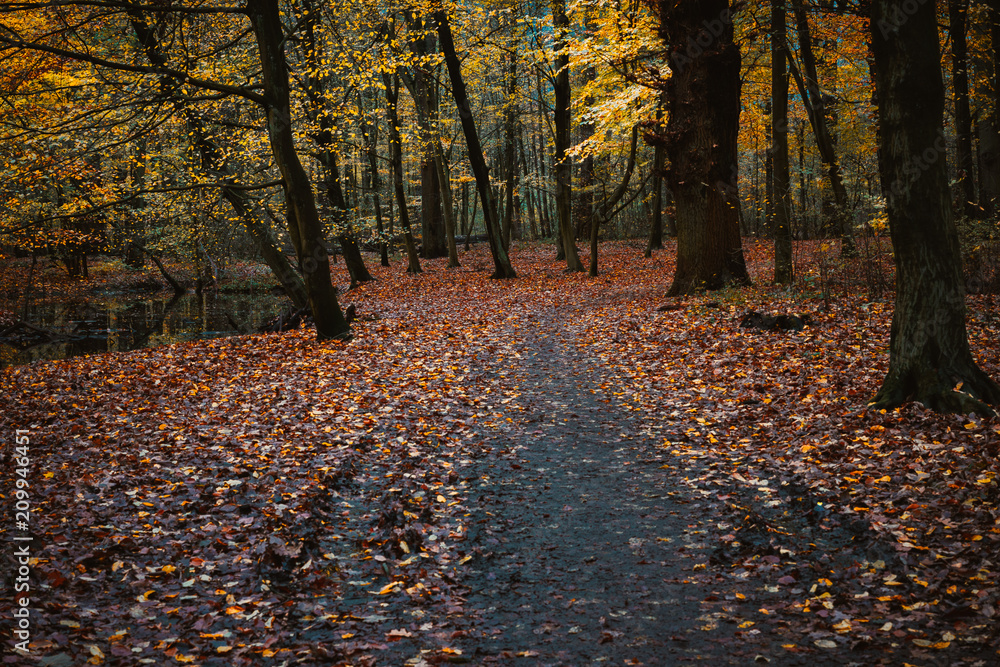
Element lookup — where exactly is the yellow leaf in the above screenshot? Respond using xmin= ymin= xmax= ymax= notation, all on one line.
xmin=832 ymin=620 xmax=851 ymax=633
xmin=216 ymin=646 xmax=233 ymax=653
xmin=378 ymin=582 xmax=401 ymax=595
xmin=174 ymin=655 xmax=196 ymax=663
xmin=738 ymin=621 xmax=755 ymax=628
xmin=161 ymin=565 xmax=176 ymax=574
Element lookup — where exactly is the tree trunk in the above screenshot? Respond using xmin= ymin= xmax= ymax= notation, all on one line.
xmin=520 ymin=134 xmax=539 ymax=240
xmin=948 ymin=0 xmax=976 ymax=218
xmin=654 ymin=0 xmax=749 ymax=296
xmin=772 ymin=0 xmax=793 ymax=284
xmin=869 ymin=0 xmax=1000 ymax=416
xmin=433 ymin=140 xmax=461 ymax=268
xmin=362 ymin=111 xmax=391 ymax=267
xmin=382 ymin=72 xmax=422 ymax=273
xmin=790 ymin=0 xmax=854 ymax=256
xmin=551 ymin=0 xmax=583 ymax=270
xmin=589 ymin=125 xmax=639 ymax=276
xmin=247 ymin=0 xmax=348 ymax=340
xmin=645 ymin=91 xmax=667 ymax=257
xmin=129 ymin=11 xmax=308 ymax=307
xmin=436 ymin=10 xmax=516 ymax=279
xmin=322 ymin=150 xmax=374 ymax=285
xmin=407 ymin=14 xmax=447 ymax=259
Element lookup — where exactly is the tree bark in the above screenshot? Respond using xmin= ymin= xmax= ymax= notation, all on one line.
xmin=247 ymin=0 xmax=348 ymax=340
xmin=790 ymin=0 xmax=854 ymax=256
xmin=948 ymin=0 xmax=976 ymax=218
xmin=129 ymin=11 xmax=307 ymax=308
xmin=653 ymin=0 xmax=749 ymax=295
xmin=589 ymin=125 xmax=639 ymax=276
xmin=869 ymin=0 xmax=1000 ymax=416
xmin=436 ymin=10 xmax=516 ymax=279
xmin=552 ymin=0 xmax=583 ymax=271
xmin=381 ymin=71 xmax=422 ymax=274
xmin=407 ymin=14 xmax=447 ymax=259
xmin=645 ymin=92 xmax=667 ymax=257
xmin=772 ymin=0 xmax=793 ymax=284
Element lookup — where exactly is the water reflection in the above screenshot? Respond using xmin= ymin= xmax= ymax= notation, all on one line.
xmin=0 ymin=292 xmax=291 ymax=368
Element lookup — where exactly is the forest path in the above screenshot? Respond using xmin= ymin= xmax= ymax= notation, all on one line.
xmin=455 ymin=298 xmax=831 ymax=666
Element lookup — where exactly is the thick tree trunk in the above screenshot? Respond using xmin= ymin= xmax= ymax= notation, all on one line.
xmin=552 ymin=0 xmax=583 ymax=271
xmin=869 ymin=0 xmax=1000 ymax=416
xmin=436 ymin=11 xmax=516 ymax=279
xmin=772 ymin=0 xmax=793 ymax=284
xmin=654 ymin=0 xmax=749 ymax=295
xmin=948 ymin=0 xmax=976 ymax=218
xmin=247 ymin=0 xmax=348 ymax=340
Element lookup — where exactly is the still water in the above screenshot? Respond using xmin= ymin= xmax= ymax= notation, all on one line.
xmin=0 ymin=291 xmax=291 ymax=368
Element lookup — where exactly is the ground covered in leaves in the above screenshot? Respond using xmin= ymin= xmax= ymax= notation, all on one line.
xmin=1 ymin=241 xmax=999 ymax=665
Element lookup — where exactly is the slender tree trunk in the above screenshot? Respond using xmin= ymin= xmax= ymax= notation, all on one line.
xmin=295 ymin=0 xmax=372 ymax=286
xmin=248 ymin=0 xmax=347 ymax=339
xmin=362 ymin=111 xmax=391 ymax=267
xmin=869 ymin=0 xmax=1000 ymax=415
xmin=407 ymin=14 xmax=447 ymax=259
xmin=534 ymin=129 xmax=552 ymax=238
xmin=433 ymin=141 xmax=461 ymax=267
xmin=129 ymin=11 xmax=307 ymax=307
xmin=645 ymin=91 xmax=667 ymax=257
xmin=789 ymin=0 xmax=854 ymax=256
xmin=436 ymin=11 xmax=516 ymax=278
xmin=552 ymin=0 xmax=583 ymax=270
xmin=590 ymin=125 xmax=639 ymax=276
xmin=323 ymin=150 xmax=374 ymax=285
xmin=520 ymin=134 xmax=539 ymax=240
xmin=772 ymin=0 xmax=793 ymax=283
xmin=382 ymin=72 xmax=422 ymax=273
xmin=949 ymin=0 xmax=977 ymax=218
xmin=653 ymin=0 xmax=750 ymax=295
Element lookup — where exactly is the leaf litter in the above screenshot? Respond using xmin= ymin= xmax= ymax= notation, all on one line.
xmin=0 ymin=240 xmax=997 ymax=665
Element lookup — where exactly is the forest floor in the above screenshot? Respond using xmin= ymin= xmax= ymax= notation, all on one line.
xmin=2 ymin=240 xmax=1000 ymax=666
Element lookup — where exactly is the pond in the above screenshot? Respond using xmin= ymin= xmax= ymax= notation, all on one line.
xmin=0 ymin=291 xmax=293 ymax=368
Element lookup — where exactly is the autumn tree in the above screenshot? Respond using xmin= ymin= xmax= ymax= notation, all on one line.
xmin=650 ymin=0 xmax=749 ymax=295
xmin=771 ymin=0 xmax=793 ymax=284
xmin=0 ymin=0 xmax=350 ymax=338
xmin=436 ymin=9 xmax=516 ymax=279
xmin=552 ymin=0 xmax=583 ymax=271
xmin=869 ymin=0 xmax=1000 ymax=415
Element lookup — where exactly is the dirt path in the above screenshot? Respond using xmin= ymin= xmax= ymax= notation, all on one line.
xmin=447 ymin=299 xmax=982 ymax=666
